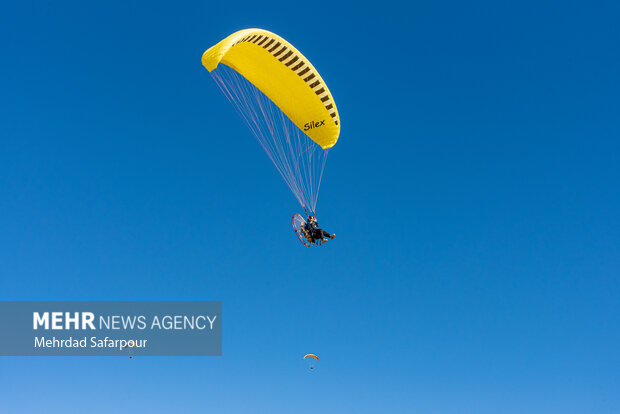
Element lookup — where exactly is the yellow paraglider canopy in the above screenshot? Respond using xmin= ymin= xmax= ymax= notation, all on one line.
xmin=202 ymin=29 xmax=340 ymax=149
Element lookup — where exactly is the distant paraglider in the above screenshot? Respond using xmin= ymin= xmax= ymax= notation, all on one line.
xmin=202 ymin=29 xmax=340 ymax=246
xmin=303 ymin=353 xmax=319 ymax=371
xmin=123 ymin=340 xmax=135 ymax=359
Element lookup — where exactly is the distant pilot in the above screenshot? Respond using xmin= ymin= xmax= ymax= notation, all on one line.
xmin=303 ymin=215 xmax=335 ymax=243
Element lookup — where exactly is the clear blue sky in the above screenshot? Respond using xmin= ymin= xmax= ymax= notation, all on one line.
xmin=1 ymin=1 xmax=619 ymax=413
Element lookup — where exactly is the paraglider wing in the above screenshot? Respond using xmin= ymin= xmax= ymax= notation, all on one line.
xmin=203 ymin=29 xmax=340 ymax=215
xmin=202 ymin=29 xmax=340 ymax=148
